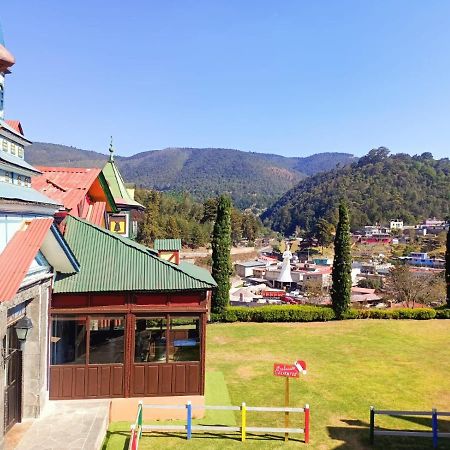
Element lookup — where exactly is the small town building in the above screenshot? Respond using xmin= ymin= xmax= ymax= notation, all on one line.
xmin=235 ymin=260 xmax=267 ymax=278
xmin=154 ymin=238 xmax=182 ymax=265
xmin=401 ymin=252 xmax=445 ymax=269
xmin=389 ymin=219 xmax=404 ymax=230
xmin=32 ymin=166 xmax=118 ymax=229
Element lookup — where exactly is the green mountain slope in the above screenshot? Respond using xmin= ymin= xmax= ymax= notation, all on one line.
xmin=26 ymin=142 xmax=355 ymax=208
xmin=261 ymin=148 xmax=450 ymax=234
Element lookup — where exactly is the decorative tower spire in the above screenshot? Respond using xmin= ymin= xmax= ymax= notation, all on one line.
xmin=109 ymin=136 xmax=114 ymax=162
xmin=0 ymin=20 xmax=15 ymax=120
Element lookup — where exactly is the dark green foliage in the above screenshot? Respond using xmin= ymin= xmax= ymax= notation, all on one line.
xmin=209 ymin=306 xmax=445 ymax=323
xmin=263 ymin=149 xmax=450 ymax=234
xmin=355 ymin=308 xmax=437 ymax=320
xmin=314 ymin=218 xmax=335 ymax=247
xmin=357 ymin=278 xmax=382 ymax=290
xmin=446 ymin=228 xmax=450 ymax=306
xmin=27 ymin=142 xmax=355 ymax=209
xmin=331 ymin=202 xmax=352 ymax=318
xmin=135 ymin=189 xmax=265 ymax=248
xmin=436 ymin=308 xmax=450 ymax=319
xmin=211 ymin=196 xmax=232 ymax=314
xmin=210 ymin=305 xmax=335 ymax=322
xmin=136 ymin=190 xmax=211 ymax=247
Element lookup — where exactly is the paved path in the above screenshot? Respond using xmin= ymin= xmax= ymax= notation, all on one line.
xmin=14 ymin=399 xmax=110 ymax=450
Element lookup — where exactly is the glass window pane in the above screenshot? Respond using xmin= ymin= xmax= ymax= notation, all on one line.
xmin=51 ymin=315 xmax=86 ymax=365
xmin=134 ymin=317 xmax=167 ymax=363
xmin=168 ymin=317 xmax=201 ymax=362
xmin=89 ymin=316 xmax=125 ymax=364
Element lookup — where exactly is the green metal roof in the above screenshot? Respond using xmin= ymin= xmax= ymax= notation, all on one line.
xmin=178 ymin=262 xmax=216 ymax=286
xmin=154 ymin=238 xmax=182 ymax=251
xmin=102 ymin=158 xmax=144 ymax=209
xmin=53 ymin=216 xmax=216 ymax=293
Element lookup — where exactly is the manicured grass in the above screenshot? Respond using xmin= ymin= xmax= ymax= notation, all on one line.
xmin=104 ymin=320 xmax=450 ymax=449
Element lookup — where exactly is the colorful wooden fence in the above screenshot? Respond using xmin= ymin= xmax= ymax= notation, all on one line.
xmin=129 ymin=401 xmax=310 ymax=446
xmin=128 ymin=402 xmax=143 ymax=450
xmin=370 ymin=406 xmax=450 ymax=448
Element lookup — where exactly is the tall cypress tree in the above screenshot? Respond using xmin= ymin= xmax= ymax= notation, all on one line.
xmin=331 ymin=201 xmax=352 ymax=318
xmin=446 ymin=227 xmax=450 ymax=307
xmin=211 ymin=195 xmax=232 ymax=314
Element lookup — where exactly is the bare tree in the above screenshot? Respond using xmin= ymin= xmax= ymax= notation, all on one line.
xmin=384 ymin=265 xmax=445 ymax=308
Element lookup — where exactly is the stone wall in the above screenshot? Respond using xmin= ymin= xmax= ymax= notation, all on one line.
xmin=0 ymin=275 xmax=51 ymax=448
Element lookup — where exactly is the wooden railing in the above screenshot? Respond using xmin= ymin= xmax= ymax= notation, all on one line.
xmin=370 ymin=406 xmax=450 ymax=448
xmin=130 ymin=401 xmax=310 ymax=444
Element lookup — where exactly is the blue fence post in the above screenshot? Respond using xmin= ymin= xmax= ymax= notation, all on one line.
xmin=186 ymin=401 xmax=192 ymax=440
xmin=432 ymin=408 xmax=438 ymax=449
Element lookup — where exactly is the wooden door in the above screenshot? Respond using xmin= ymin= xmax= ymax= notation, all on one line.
xmin=3 ymin=328 xmax=22 ymax=433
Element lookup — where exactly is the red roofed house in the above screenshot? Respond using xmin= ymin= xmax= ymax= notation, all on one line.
xmin=32 ymin=166 xmax=118 ymax=229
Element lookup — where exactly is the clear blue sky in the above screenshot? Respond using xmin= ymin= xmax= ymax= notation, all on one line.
xmin=2 ymin=1 xmax=450 ymax=158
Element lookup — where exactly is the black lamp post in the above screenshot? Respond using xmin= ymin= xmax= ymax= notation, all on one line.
xmin=14 ymin=315 xmax=33 ymax=349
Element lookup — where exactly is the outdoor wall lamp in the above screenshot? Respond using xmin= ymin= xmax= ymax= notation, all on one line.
xmin=14 ymin=315 xmax=33 ymax=347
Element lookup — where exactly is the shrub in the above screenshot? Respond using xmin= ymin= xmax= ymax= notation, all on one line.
xmin=215 ymin=305 xmax=336 ymax=323
xmin=209 ymin=306 xmax=442 ymax=323
xmin=435 ymin=309 xmax=450 ymax=319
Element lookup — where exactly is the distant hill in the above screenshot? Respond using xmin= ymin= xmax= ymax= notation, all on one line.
xmin=26 ymin=142 xmax=356 ymax=208
xmin=261 ymin=148 xmax=450 ymax=234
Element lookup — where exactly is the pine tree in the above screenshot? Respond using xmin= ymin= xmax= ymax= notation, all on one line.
xmin=211 ymin=195 xmax=232 ymax=314
xmin=446 ymin=227 xmax=450 ymax=307
xmin=331 ymin=201 xmax=352 ymax=318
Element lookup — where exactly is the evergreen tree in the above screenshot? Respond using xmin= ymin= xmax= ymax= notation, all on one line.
xmin=331 ymin=201 xmax=352 ymax=318
xmin=211 ymin=195 xmax=232 ymax=314
xmin=446 ymin=227 xmax=450 ymax=307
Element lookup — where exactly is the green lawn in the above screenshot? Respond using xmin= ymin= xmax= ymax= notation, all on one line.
xmin=104 ymin=320 xmax=450 ymax=449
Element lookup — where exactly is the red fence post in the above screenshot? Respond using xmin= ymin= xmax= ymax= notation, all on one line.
xmin=304 ymin=404 xmax=310 ymax=444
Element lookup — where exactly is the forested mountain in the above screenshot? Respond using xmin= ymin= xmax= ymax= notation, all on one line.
xmin=26 ymin=142 xmax=355 ymax=208
xmin=262 ymin=148 xmax=450 ymax=235
xmin=135 ymin=189 xmax=266 ymax=247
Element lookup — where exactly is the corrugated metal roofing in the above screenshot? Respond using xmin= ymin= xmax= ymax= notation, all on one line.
xmin=102 ymin=159 xmax=144 ymax=209
xmin=32 ymin=167 xmax=101 ymax=212
xmin=5 ymin=120 xmax=23 ymax=135
xmin=154 ymin=238 xmax=182 ymax=251
xmin=87 ymin=201 xmax=106 ymax=227
xmin=0 ymin=218 xmax=53 ymax=302
xmin=0 ymin=183 xmax=60 ymax=206
xmin=178 ymin=262 xmax=216 ymax=286
xmin=53 ymin=216 xmax=216 ymax=293
xmin=0 ymin=120 xmax=31 ymax=143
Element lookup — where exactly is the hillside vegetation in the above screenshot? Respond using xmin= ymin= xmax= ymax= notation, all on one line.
xmin=26 ymin=142 xmax=355 ymax=209
xmin=262 ymin=148 xmax=450 ymax=234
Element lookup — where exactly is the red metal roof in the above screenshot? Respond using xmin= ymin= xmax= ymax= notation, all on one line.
xmin=86 ymin=201 xmax=106 ymax=227
xmin=5 ymin=119 xmax=24 ymax=135
xmin=0 ymin=218 xmax=53 ymax=302
xmin=32 ymin=167 xmax=101 ymax=214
